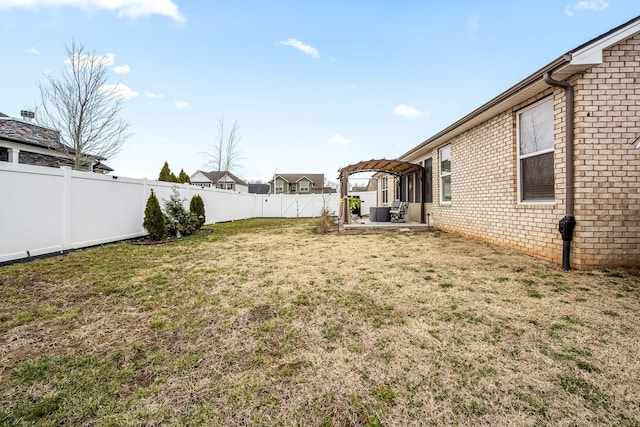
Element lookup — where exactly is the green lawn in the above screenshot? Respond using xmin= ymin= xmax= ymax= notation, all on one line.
xmin=1 ymin=218 xmax=639 ymax=426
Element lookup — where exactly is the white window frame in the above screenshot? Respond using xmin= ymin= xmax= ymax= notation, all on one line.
xmin=439 ymin=145 xmax=451 ymax=204
xmin=382 ymin=176 xmax=388 ymax=204
xmin=517 ymin=97 xmax=555 ymax=203
xmin=299 ymin=181 xmax=310 ymax=192
xmin=275 ymin=181 xmax=284 ymax=192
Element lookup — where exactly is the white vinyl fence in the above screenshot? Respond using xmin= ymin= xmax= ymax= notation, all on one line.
xmin=0 ymin=162 xmax=343 ymax=263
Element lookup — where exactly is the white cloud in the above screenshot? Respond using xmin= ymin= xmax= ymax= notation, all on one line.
xmin=175 ymin=101 xmax=189 ymax=109
xmin=100 ymin=83 xmax=139 ymax=100
xmin=66 ymin=52 xmax=115 ymax=69
xmin=565 ymin=0 xmax=609 ymax=16
xmin=393 ymin=104 xmax=426 ymax=118
xmin=279 ymin=39 xmax=319 ymax=58
xmin=0 ymin=0 xmax=185 ymax=22
xmin=328 ymin=134 xmax=351 ymax=145
xmin=144 ymin=92 xmax=163 ymax=99
xmin=112 ymin=64 xmax=130 ymax=74
xmin=26 ymin=46 xmax=40 ymax=54
xmin=468 ymin=15 xmax=481 ymax=32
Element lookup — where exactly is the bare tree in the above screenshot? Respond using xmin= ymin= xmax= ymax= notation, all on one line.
xmin=204 ymin=117 xmax=242 ymax=173
xmin=35 ymin=41 xmax=130 ymax=170
xmin=324 ymin=178 xmax=338 ymax=190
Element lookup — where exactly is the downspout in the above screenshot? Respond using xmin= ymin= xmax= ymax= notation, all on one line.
xmin=543 ymin=72 xmax=575 ymax=271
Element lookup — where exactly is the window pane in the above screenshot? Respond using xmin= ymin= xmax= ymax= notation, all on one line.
xmin=441 ymin=175 xmax=451 ymax=202
xmin=440 ymin=145 xmax=451 ymax=172
xmin=521 ymin=152 xmax=554 ymax=201
xmin=520 ymin=99 xmax=553 ymax=156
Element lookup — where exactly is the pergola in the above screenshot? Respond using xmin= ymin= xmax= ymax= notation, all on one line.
xmin=338 ymin=159 xmax=426 ymax=224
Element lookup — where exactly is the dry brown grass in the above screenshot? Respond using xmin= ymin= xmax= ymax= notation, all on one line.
xmin=1 ymin=218 xmax=639 ymax=425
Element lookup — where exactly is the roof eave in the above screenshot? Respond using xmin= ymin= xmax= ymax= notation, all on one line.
xmin=399 ymin=15 xmax=640 ymax=162
xmin=398 ymin=55 xmax=570 ymax=161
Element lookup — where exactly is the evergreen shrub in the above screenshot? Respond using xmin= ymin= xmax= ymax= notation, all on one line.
xmin=143 ymin=189 xmax=166 ymax=240
xmin=189 ymin=194 xmax=206 ymax=230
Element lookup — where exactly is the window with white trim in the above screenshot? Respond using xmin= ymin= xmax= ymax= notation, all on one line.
xmin=275 ymin=181 xmax=283 ymax=192
xmin=300 ymin=181 xmax=310 ymax=192
xmin=440 ymin=145 xmax=451 ymax=203
xmin=518 ymin=97 xmax=554 ymax=202
xmin=382 ymin=176 xmax=388 ymax=204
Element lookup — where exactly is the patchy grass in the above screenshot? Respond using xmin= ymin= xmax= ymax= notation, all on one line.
xmin=1 ymin=218 xmax=639 ymax=426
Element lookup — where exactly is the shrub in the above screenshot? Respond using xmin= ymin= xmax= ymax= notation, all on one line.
xmin=158 ymin=161 xmax=176 ymax=182
xmin=178 ymin=169 xmax=191 ymax=184
xmin=163 ymin=186 xmax=197 ymax=237
xmin=143 ymin=189 xmax=166 ymax=240
xmin=189 ymin=194 xmax=206 ymax=230
xmin=317 ymin=209 xmax=335 ymax=234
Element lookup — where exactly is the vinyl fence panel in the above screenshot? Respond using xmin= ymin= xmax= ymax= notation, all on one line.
xmin=0 ymin=162 xmax=341 ymax=263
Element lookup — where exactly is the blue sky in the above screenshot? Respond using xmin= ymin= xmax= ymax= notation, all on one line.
xmin=1 ymin=1 xmax=638 ymax=183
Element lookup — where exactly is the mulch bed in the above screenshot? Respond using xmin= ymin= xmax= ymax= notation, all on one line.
xmin=130 ymin=228 xmax=213 ymax=245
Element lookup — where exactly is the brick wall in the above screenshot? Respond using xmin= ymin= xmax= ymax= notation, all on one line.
xmin=429 ymin=90 xmax=565 ymax=265
xmin=426 ymin=33 xmax=639 ymax=268
xmin=571 ymin=32 xmax=640 ymax=268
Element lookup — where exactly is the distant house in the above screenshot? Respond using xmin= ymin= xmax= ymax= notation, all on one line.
xmin=351 ymin=178 xmax=378 ymax=193
xmin=269 ymin=173 xmax=336 ymax=195
xmin=190 ymin=170 xmax=248 ymax=192
xmin=0 ymin=113 xmax=111 ymax=173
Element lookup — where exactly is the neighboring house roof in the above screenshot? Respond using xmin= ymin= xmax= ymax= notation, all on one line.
xmin=192 ymin=170 xmax=248 ymax=186
xmin=272 ymin=173 xmax=324 ymax=186
xmin=399 ymin=14 xmax=640 ymax=161
xmin=0 ymin=117 xmax=66 ymax=152
xmin=248 ymin=184 xmax=270 ymax=194
xmin=0 ymin=115 xmax=109 ymax=170
xmin=352 ymin=179 xmax=377 ymax=192
xmin=93 ymin=162 xmax=114 ymax=173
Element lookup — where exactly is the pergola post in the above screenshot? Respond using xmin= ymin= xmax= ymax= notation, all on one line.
xmin=339 ymin=171 xmax=350 ymax=224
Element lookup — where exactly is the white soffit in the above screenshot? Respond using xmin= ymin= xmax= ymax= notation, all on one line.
xmin=570 ymin=19 xmax=640 ymax=65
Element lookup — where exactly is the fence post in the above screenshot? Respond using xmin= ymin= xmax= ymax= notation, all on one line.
xmin=61 ymin=166 xmax=72 ymax=251
xmin=141 ymin=179 xmax=149 ymax=233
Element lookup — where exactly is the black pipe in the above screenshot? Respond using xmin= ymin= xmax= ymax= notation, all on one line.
xmin=543 ymin=72 xmax=575 ymax=271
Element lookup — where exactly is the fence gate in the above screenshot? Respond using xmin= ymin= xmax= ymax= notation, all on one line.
xmin=297 ymin=195 xmax=314 ymax=217
xmin=281 ymin=195 xmax=299 ymax=217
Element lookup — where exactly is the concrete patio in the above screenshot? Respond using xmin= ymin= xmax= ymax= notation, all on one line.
xmin=342 ymin=216 xmax=431 ymax=231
